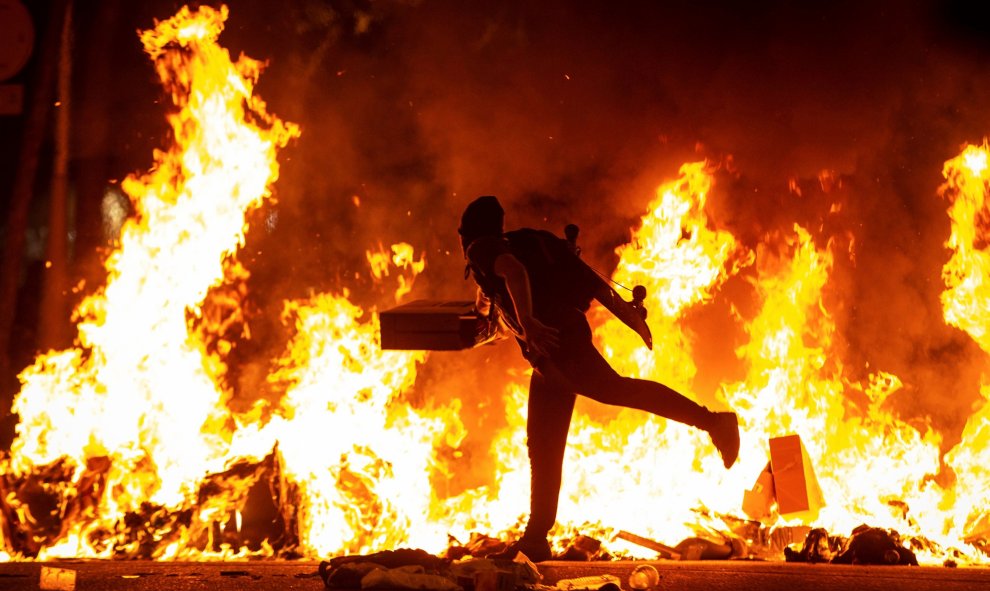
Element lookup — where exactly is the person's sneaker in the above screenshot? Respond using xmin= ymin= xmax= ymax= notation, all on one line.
xmin=709 ymin=411 xmax=740 ymax=469
xmin=488 ymin=536 xmax=553 ymax=563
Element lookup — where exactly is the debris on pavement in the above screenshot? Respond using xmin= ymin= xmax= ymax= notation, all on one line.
xmin=319 ymin=547 xmax=542 ymax=590
xmin=554 ymin=574 xmax=621 ymax=591
xmin=785 ymin=525 xmax=919 ymax=566
xmin=615 ymin=530 xmax=681 ymax=559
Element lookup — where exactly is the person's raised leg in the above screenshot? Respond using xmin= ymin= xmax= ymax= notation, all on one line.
xmin=548 ymin=335 xmax=739 ymax=468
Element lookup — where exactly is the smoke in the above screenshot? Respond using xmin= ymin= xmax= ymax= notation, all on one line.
xmin=100 ymin=0 xmax=990 ymax=450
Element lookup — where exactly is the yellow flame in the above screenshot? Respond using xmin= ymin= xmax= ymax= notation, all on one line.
xmin=5 ymin=4 xmax=297 ymax=558
xmin=557 ymin=162 xmax=753 ymax=545
xmin=261 ymin=291 xmax=433 ymax=555
xmin=558 ymin=172 xmax=977 ymax=562
xmin=939 ymin=141 xmax=990 ymax=550
xmin=367 ymin=242 xmax=426 ymax=302
xmin=942 ymin=142 xmax=990 ymax=353
xmin=595 ymin=161 xmax=751 ymax=391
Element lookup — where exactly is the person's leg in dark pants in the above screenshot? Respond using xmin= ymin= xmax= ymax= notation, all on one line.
xmin=497 ymin=313 xmax=738 ymax=562
xmin=543 ymin=314 xmax=739 ymax=467
xmin=522 ymin=368 xmax=576 ymax=544
xmin=542 ymin=315 xmax=711 ymax=427
xmin=552 ymin=340 xmax=713 ymax=428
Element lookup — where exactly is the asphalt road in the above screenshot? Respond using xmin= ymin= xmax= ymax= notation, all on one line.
xmin=0 ymin=560 xmax=988 ymax=591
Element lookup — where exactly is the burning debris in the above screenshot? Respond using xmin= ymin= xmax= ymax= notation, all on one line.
xmin=0 ymin=2 xmax=302 ymax=560
xmin=0 ymin=448 xmax=296 ymax=559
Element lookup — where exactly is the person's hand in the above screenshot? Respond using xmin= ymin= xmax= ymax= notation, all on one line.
xmin=520 ymin=316 xmax=560 ymax=358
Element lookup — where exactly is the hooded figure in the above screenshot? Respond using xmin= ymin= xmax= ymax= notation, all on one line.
xmin=458 ymin=195 xmax=504 ymax=252
xmin=458 ymin=195 xmax=740 ymax=562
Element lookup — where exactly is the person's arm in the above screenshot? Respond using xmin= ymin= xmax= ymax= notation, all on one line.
xmin=493 ymin=252 xmax=559 ymax=357
xmin=473 ymin=287 xmax=507 ymax=345
xmin=475 ymin=287 xmax=492 ymax=317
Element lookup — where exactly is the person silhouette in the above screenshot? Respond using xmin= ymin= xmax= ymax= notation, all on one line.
xmin=458 ymin=195 xmax=740 ymax=562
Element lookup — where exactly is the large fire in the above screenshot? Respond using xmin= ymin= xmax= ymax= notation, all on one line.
xmin=1 ymin=4 xmax=989 ymax=565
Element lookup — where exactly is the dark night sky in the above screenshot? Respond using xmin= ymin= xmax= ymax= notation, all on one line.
xmin=5 ymin=0 xmax=990 ymax=447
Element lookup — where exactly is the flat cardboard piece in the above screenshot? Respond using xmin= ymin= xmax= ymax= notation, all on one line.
xmin=742 ymin=462 xmax=775 ymax=521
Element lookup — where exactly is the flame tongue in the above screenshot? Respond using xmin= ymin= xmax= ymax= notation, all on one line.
xmin=940 ymin=143 xmax=990 ymax=550
xmin=941 ymin=144 xmax=990 ymax=353
xmin=8 ymin=4 xmax=298 ymax=556
xmin=594 ymin=161 xmax=751 ymax=390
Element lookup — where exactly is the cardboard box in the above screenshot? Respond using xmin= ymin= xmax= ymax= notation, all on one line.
xmin=742 ymin=462 xmax=775 ymax=521
xmin=769 ymin=434 xmax=825 ymax=519
xmin=380 ymin=300 xmax=489 ymax=350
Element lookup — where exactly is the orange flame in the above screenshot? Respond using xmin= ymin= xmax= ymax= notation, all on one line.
xmin=722 ymin=228 xmax=948 ymax=557
xmin=939 ymin=142 xmax=990 ymax=550
xmin=367 ymin=242 xmax=427 ymax=303
xmin=261 ymin=291 xmax=431 ymax=555
xmin=556 ymin=162 xmax=753 ymax=546
xmin=941 ymin=143 xmax=990 ymax=353
xmin=595 ymin=161 xmax=752 ymax=390
xmin=4 ymin=4 xmax=298 ymax=558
